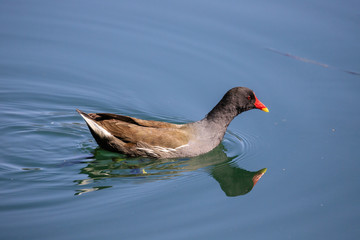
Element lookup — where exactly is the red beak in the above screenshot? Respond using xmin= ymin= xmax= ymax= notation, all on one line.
xmin=254 ymin=95 xmax=269 ymax=112
xmin=252 ymin=168 xmax=267 ymax=186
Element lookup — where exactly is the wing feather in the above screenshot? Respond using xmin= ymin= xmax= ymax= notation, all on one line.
xmin=89 ymin=113 xmax=190 ymax=149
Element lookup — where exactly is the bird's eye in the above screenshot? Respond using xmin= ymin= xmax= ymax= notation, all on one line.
xmin=247 ymin=96 xmax=251 ymax=100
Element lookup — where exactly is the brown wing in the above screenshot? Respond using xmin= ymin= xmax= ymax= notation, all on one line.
xmin=89 ymin=113 xmax=191 ymax=148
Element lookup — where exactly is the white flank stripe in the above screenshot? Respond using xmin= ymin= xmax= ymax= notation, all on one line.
xmin=137 ymin=144 xmax=189 ymax=153
xmin=136 ymin=147 xmax=155 ymax=154
xmin=175 ymin=144 xmax=189 ymax=150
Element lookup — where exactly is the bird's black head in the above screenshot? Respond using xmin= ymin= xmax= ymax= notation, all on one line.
xmin=224 ymin=87 xmax=269 ymax=114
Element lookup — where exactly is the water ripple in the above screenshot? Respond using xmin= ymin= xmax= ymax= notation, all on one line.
xmin=223 ymin=128 xmax=263 ymax=163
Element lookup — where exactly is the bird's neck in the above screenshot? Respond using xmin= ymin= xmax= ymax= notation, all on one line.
xmin=190 ymin=100 xmax=239 ymax=148
xmin=204 ymin=98 xmax=239 ymax=129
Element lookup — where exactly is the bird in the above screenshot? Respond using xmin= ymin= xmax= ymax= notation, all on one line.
xmin=77 ymin=87 xmax=269 ymax=159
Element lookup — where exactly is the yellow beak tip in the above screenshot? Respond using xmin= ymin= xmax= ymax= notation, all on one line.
xmin=261 ymin=107 xmax=269 ymax=113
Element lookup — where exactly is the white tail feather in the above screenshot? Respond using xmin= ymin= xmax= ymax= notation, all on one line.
xmin=79 ymin=113 xmax=112 ymax=138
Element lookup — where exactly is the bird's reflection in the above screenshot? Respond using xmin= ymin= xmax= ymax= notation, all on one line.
xmin=75 ymin=145 xmax=266 ymax=197
xmin=211 ymin=164 xmax=266 ymax=197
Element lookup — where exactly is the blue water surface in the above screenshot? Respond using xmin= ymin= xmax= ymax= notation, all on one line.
xmin=1 ymin=0 xmax=359 ymax=239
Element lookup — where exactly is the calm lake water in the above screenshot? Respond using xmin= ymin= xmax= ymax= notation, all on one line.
xmin=1 ymin=0 xmax=359 ymax=239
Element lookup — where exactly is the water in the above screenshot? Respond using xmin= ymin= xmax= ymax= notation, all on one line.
xmin=1 ymin=0 xmax=359 ymax=239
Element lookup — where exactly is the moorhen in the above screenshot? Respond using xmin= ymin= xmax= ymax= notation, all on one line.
xmin=77 ymin=87 xmax=268 ymax=158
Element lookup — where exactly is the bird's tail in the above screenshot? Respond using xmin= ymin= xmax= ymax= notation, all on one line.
xmin=76 ymin=109 xmax=112 ymax=138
